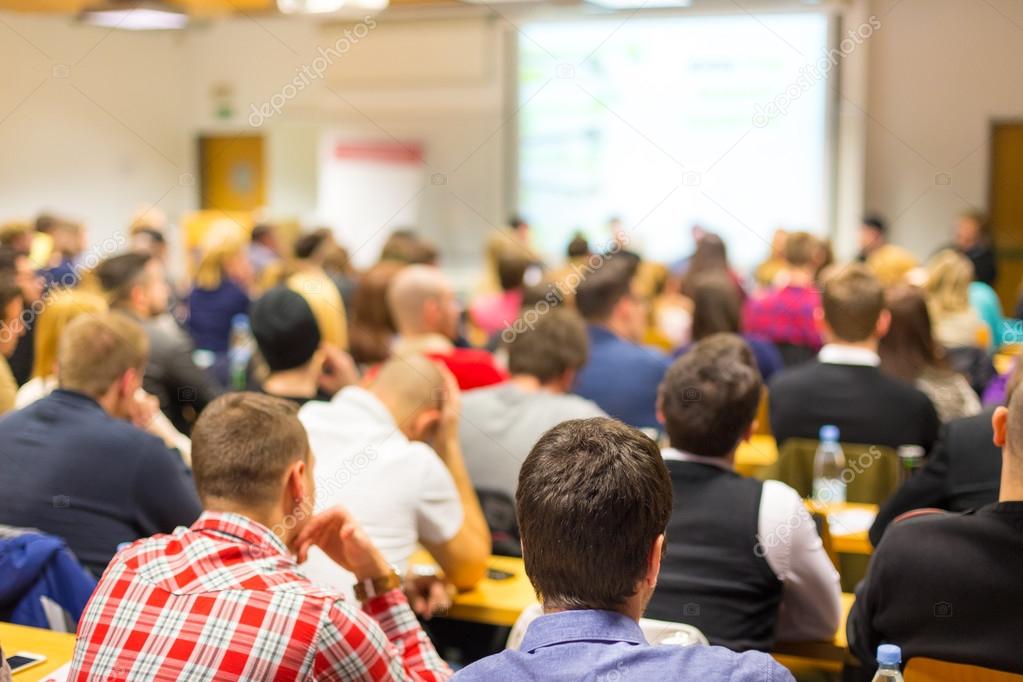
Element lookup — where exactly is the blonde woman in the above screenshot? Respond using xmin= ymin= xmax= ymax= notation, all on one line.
xmin=17 ymin=288 xmax=192 ymax=462
xmin=186 ymin=220 xmax=252 ymax=378
xmin=925 ymin=249 xmax=988 ymax=349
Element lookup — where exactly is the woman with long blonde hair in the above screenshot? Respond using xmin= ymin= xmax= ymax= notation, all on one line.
xmin=924 ymin=249 xmax=988 ymax=349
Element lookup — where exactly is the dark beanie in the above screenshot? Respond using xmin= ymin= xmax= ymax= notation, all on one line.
xmin=250 ymin=286 xmax=321 ymax=372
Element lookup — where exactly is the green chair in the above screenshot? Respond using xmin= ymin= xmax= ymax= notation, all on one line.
xmin=762 ymin=438 xmax=900 ymax=505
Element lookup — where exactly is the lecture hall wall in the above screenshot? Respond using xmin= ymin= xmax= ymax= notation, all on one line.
xmin=0 ymin=0 xmax=1021 ymax=274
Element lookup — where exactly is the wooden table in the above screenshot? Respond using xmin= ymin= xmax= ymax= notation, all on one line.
xmin=0 ymin=623 xmax=75 ymax=681
xmin=410 ymin=551 xmax=854 ymax=672
xmin=808 ymin=501 xmax=877 ymax=556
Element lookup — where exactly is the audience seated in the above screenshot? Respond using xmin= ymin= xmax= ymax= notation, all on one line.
xmin=647 ymin=334 xmax=840 ymax=650
xmin=288 ymin=229 xmax=350 ymax=351
xmin=864 ymin=244 xmax=918 ymax=288
xmin=247 ymin=222 xmax=282 ymax=283
xmin=679 ymin=232 xmax=745 ymax=301
xmin=869 ymin=363 xmax=1020 ymax=545
xmin=97 ymin=252 xmax=221 ymax=433
xmin=348 ymin=261 xmax=403 ymax=367
xmin=951 ymin=210 xmax=997 ymax=287
xmin=0 ymin=271 xmax=24 ymax=415
xmin=846 ymin=376 xmax=1023 ymax=678
xmin=855 ymin=215 xmax=887 ymax=263
xmin=0 ymin=313 xmax=200 ymax=575
xmin=753 ymin=228 xmax=787 ymax=288
xmin=299 ymin=356 xmax=489 ymax=593
xmin=573 ymin=257 xmax=670 ymax=430
xmin=16 ymin=288 xmax=107 ymax=406
xmin=878 ymin=286 xmax=981 ymax=422
xmin=674 ymin=273 xmax=783 ymax=382
xmin=459 ymin=308 xmax=605 ymax=509
xmin=388 ymin=265 xmax=507 ymax=390
xmin=70 ymin=392 xmax=451 ymax=680
xmin=769 ymin=264 xmax=940 ymax=451
xmin=469 ymin=250 xmax=528 ymax=338
xmin=925 ymin=249 xmax=988 ymax=349
xmin=0 ymin=246 xmax=44 ymax=386
xmin=40 ymin=219 xmax=85 ymax=290
xmin=250 ymin=286 xmax=355 ymax=406
xmin=186 ymin=221 xmax=252 ymax=372
xmin=742 ymin=231 xmax=823 ymax=365
xmin=456 ymin=417 xmax=793 ymax=681
xmin=380 ymin=229 xmax=439 ymax=266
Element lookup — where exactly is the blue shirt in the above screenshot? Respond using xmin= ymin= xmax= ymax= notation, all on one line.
xmin=187 ymin=278 xmax=250 ymax=353
xmin=573 ymin=325 xmax=670 ymax=430
xmin=455 ymin=609 xmax=792 ymax=681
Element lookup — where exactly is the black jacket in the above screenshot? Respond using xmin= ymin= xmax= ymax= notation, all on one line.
xmin=869 ymin=407 xmax=1001 ymax=546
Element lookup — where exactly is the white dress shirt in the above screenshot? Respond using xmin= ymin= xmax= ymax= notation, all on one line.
xmin=817 ymin=344 xmax=881 ymax=367
xmin=662 ymin=448 xmax=842 ymax=642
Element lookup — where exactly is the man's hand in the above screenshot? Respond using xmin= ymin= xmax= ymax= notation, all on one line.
xmin=292 ymin=506 xmax=391 ymax=581
xmin=405 ymin=573 xmax=454 ymax=620
xmin=318 ymin=344 xmax=359 ymax=397
xmin=434 ymin=366 xmax=462 ymax=449
xmin=128 ymin=390 xmax=160 ymax=431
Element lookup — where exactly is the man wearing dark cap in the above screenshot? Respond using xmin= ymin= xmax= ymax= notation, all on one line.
xmin=250 ymin=286 xmax=355 ymax=406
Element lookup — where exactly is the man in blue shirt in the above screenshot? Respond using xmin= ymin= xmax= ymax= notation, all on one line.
xmin=455 ymin=417 xmax=792 ymax=681
xmin=0 ymin=312 xmax=201 ymax=576
xmin=572 ymin=258 xmax=670 ymax=430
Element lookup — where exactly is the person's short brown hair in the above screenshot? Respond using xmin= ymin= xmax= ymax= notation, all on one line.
xmin=517 ymin=417 xmax=672 ymax=611
xmin=191 ymin=392 xmax=310 ymax=507
xmin=96 ymin=252 xmax=153 ymax=307
xmin=821 ymin=264 xmax=885 ymax=343
xmin=496 ymin=252 xmax=530 ymax=292
xmin=507 ymin=309 xmax=588 ymax=383
xmin=660 ymin=333 xmax=762 ymax=457
xmin=1006 ymin=362 xmax=1023 ymax=454
xmin=575 ymin=258 xmax=634 ymax=322
xmin=58 ymin=312 xmax=148 ymax=397
xmin=784 ymin=231 xmax=817 ymax=268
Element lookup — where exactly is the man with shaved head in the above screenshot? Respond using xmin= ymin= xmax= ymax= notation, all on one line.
xmin=388 ymin=265 xmax=507 ymax=390
xmin=298 ymin=355 xmax=491 ymax=606
xmin=845 ymin=372 xmax=1023 ymax=677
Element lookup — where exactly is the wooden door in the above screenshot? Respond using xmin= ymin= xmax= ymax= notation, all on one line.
xmin=198 ymin=135 xmax=266 ymax=212
xmin=989 ymin=122 xmax=1023 ymax=313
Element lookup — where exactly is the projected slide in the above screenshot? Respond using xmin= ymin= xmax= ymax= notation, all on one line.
xmin=517 ymin=12 xmax=831 ymax=269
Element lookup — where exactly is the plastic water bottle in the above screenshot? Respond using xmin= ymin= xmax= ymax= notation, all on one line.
xmin=228 ymin=314 xmax=254 ymax=391
xmin=872 ymin=644 xmax=904 ymax=681
xmin=898 ymin=445 xmax=925 ymax=484
xmin=812 ymin=424 xmax=847 ymax=504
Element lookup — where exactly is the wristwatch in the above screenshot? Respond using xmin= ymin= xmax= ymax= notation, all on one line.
xmin=353 ymin=567 xmax=403 ymax=602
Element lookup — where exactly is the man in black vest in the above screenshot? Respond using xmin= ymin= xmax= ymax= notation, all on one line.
xmin=645 ymin=333 xmax=841 ymax=651
xmin=846 ymin=372 xmax=1023 ymax=677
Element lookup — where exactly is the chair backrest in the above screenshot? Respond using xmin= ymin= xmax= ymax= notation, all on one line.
xmin=767 ymin=439 xmax=900 ymax=504
xmin=905 ymin=658 xmax=1023 ymax=682
xmin=805 ymin=507 xmax=839 ymax=569
xmin=475 ymin=488 xmax=521 ymax=558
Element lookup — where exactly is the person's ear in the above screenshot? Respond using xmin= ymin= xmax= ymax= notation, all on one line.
xmin=646 ymin=533 xmax=665 ymax=588
xmin=655 ymin=388 xmax=666 ymax=427
xmin=559 ymin=368 xmax=576 ymax=392
xmin=284 ymin=459 xmax=308 ymax=509
xmin=875 ymin=309 xmax=892 ymax=339
xmin=813 ymin=306 xmax=827 ymax=334
xmin=743 ymin=420 xmax=756 ymax=443
xmin=993 ymin=406 xmax=1009 ymax=448
xmin=411 ymin=408 xmax=442 ymax=442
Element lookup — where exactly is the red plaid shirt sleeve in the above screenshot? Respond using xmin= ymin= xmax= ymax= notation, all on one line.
xmin=315 ymin=590 xmax=450 ymax=681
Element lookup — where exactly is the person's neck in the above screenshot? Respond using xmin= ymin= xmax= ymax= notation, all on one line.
xmin=543 ymin=597 xmax=645 ymax=623
xmin=999 ymin=455 xmax=1023 ymax=503
xmin=509 ymin=374 xmax=564 ymax=394
xmin=205 ymin=500 xmax=290 ymax=544
xmin=825 ymin=338 xmax=879 ymax=354
xmin=668 ymin=443 xmax=737 ymax=466
xmin=114 ymin=301 xmax=151 ymax=320
xmin=603 ymin=318 xmax=636 ymax=343
xmin=263 ymin=368 xmax=318 ymax=399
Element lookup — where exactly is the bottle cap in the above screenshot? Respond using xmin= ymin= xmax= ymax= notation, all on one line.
xmin=877 ymin=644 xmax=901 ymax=666
xmin=819 ymin=424 xmax=840 ymax=442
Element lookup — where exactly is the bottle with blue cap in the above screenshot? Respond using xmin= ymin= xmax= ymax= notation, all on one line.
xmin=812 ymin=424 xmax=846 ymax=504
xmin=872 ymin=644 xmax=903 ymax=681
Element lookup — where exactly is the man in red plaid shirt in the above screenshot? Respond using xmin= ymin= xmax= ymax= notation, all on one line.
xmin=70 ymin=392 xmax=452 ymax=681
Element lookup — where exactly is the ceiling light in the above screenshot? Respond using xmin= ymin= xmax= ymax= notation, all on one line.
xmin=79 ymin=1 xmax=188 ymax=31
xmin=585 ymin=0 xmax=692 ymax=8
xmin=278 ymin=0 xmax=347 ymax=13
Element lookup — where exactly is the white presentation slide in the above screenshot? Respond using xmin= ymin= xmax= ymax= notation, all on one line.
xmin=517 ymin=12 xmax=832 ymax=270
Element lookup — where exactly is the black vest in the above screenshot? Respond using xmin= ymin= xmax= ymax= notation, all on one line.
xmin=645 ymin=460 xmax=783 ymax=652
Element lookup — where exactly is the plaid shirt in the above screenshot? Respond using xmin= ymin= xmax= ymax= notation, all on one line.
xmin=70 ymin=512 xmax=451 ymax=681
xmin=742 ymin=285 xmax=823 ymax=350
